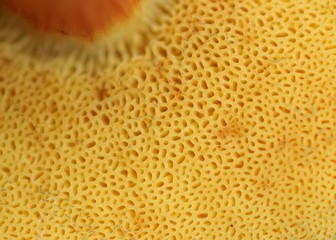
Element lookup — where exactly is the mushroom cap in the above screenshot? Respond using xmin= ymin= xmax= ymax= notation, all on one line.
xmin=0 ymin=0 xmax=335 ymax=239
xmin=3 ymin=0 xmax=140 ymax=39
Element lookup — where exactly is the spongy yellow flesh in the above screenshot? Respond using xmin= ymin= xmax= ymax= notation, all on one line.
xmin=0 ymin=0 xmax=335 ymax=239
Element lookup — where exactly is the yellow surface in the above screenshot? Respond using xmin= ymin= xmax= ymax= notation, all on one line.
xmin=0 ymin=0 xmax=335 ymax=239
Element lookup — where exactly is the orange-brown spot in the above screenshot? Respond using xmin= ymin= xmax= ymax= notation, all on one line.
xmin=0 ymin=57 xmax=12 ymax=72
xmin=3 ymin=0 xmax=141 ymax=39
xmin=96 ymin=85 xmax=109 ymax=101
xmin=217 ymin=119 xmax=243 ymax=139
xmin=275 ymin=136 xmax=295 ymax=153
xmin=258 ymin=178 xmax=276 ymax=191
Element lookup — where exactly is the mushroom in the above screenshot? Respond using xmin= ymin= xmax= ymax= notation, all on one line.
xmin=3 ymin=0 xmax=141 ymax=39
xmin=0 ymin=0 xmax=335 ymax=239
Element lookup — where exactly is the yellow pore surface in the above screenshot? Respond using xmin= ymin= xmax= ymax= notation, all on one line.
xmin=0 ymin=0 xmax=335 ymax=239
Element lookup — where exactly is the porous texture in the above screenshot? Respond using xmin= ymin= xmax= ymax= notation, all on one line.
xmin=0 ymin=0 xmax=335 ymax=239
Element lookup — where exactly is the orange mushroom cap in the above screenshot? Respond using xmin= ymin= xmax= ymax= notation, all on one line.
xmin=3 ymin=0 xmax=140 ymax=39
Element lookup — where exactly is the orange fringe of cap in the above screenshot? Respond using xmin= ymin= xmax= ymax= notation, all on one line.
xmin=3 ymin=0 xmax=140 ymax=39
